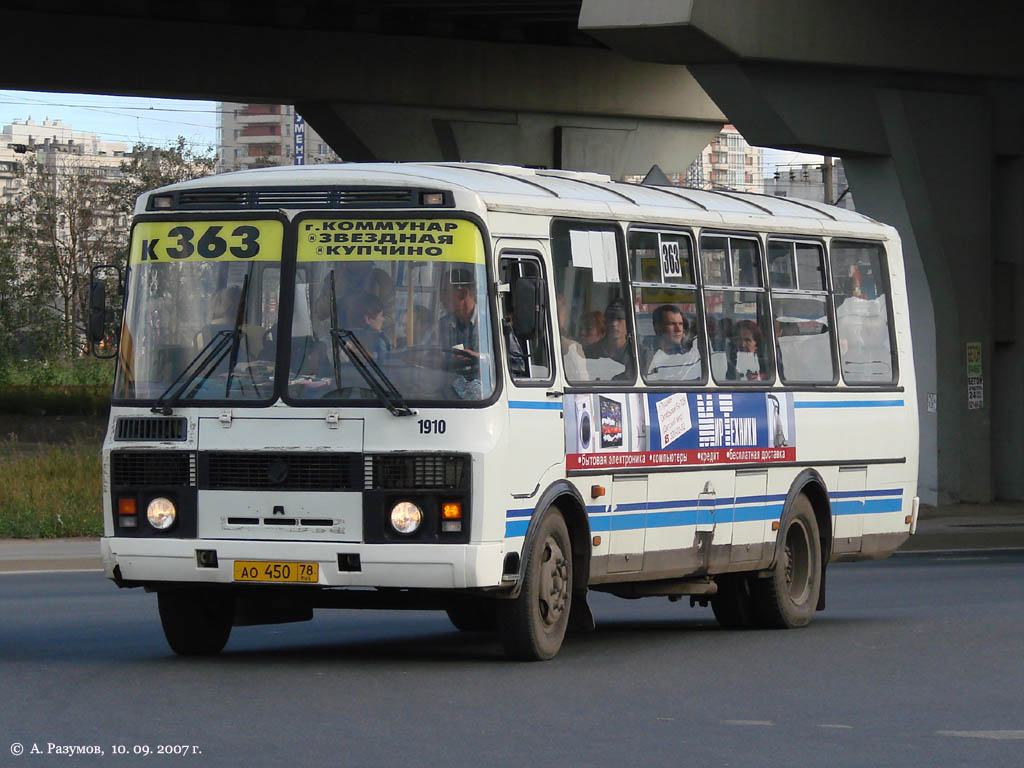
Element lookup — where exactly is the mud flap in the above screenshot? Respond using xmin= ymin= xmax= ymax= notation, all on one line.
xmin=816 ymin=564 xmax=827 ymax=611
xmin=568 ymin=587 xmax=596 ymax=633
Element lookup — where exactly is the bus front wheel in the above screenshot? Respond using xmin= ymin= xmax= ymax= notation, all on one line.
xmin=157 ymin=588 xmax=233 ymax=656
xmin=755 ymin=494 xmax=821 ymax=629
xmin=498 ymin=509 xmax=572 ymax=661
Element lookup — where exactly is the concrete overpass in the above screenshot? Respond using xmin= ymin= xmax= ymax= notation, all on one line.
xmin=2 ymin=1 xmax=1021 ymax=503
xmin=0 ymin=1 xmax=724 ymax=178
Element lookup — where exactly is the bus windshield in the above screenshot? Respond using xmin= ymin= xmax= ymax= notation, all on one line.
xmin=287 ymin=217 xmax=495 ymax=403
xmin=114 ymin=219 xmax=283 ymax=403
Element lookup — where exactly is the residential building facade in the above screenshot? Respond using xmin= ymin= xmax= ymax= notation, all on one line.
xmin=217 ymin=103 xmax=336 ymax=172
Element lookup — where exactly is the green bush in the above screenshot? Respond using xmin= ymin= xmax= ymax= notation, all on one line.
xmin=0 ymin=442 xmax=103 ymax=538
xmin=0 ymin=386 xmax=110 ymax=416
xmin=0 ymin=356 xmax=115 ymax=388
xmin=0 ymin=356 xmax=113 ymax=415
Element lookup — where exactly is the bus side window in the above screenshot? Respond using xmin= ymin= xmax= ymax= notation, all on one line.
xmin=769 ymin=240 xmax=835 ymax=384
xmin=499 ymin=255 xmax=552 ymax=383
xmin=551 ymin=221 xmax=635 ymax=385
xmin=830 ymin=240 xmax=896 ymax=383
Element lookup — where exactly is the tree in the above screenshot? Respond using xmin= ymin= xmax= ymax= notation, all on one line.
xmin=0 ymin=197 xmax=57 ymax=362
xmin=107 ymin=136 xmax=217 ymax=223
xmin=6 ymin=154 xmax=122 ymax=358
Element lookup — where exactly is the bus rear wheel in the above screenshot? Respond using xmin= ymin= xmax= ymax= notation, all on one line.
xmin=498 ymin=509 xmax=572 ymax=661
xmin=755 ymin=494 xmax=821 ymax=629
xmin=158 ymin=588 xmax=233 ymax=655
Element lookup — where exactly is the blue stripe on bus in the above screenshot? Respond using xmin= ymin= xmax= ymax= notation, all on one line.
xmin=830 ymin=488 xmax=903 ymax=499
xmin=509 ymin=401 xmax=563 ymax=410
xmin=794 ymin=400 xmax=904 ymax=409
xmin=504 ymin=489 xmax=904 ymax=537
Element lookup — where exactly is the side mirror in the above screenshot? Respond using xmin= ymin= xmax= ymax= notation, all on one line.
xmin=88 ymin=264 xmax=123 ymax=359
xmin=511 ymin=277 xmax=542 ymax=339
xmin=88 ymin=280 xmax=106 ymax=343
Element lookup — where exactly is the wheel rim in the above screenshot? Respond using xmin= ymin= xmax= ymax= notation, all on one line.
xmin=783 ymin=518 xmax=812 ymax=605
xmin=537 ymin=534 xmax=570 ymax=627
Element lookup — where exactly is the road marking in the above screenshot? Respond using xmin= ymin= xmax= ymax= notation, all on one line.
xmin=722 ymin=720 xmax=774 ymax=727
xmin=937 ymin=730 xmax=1024 ymax=740
xmin=817 ymin=724 xmax=854 ymax=729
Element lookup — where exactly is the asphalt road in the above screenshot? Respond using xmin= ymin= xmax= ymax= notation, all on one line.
xmin=2 ymin=552 xmax=1023 ymax=768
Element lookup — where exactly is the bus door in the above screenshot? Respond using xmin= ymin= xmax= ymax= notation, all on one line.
xmin=731 ymin=470 xmax=767 ymax=562
xmin=608 ymin=474 xmax=647 ymax=573
xmin=498 ymin=249 xmax=562 ymax=497
xmin=833 ymin=466 xmax=867 ymax=554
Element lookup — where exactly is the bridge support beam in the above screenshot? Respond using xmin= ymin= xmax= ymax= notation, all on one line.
xmin=296 ymin=101 xmax=720 ymax=178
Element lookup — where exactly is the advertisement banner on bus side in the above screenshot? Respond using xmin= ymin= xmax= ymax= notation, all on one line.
xmin=564 ymin=391 xmax=796 ymax=471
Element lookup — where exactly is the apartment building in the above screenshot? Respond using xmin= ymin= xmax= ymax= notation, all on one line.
xmin=217 ymin=103 xmax=335 ymax=172
xmin=0 ymin=117 xmax=129 ymax=202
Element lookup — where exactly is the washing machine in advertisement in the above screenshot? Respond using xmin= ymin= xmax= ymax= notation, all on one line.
xmin=564 ymin=394 xmax=596 ymax=455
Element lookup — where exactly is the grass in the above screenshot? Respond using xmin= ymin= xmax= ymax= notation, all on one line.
xmin=0 ymin=440 xmax=103 ymax=538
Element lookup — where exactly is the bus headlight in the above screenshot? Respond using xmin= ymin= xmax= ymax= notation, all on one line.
xmin=390 ymin=501 xmax=423 ymax=535
xmin=147 ymin=497 xmax=177 ymax=530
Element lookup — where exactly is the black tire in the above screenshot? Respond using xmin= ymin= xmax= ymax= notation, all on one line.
xmin=754 ymin=494 xmax=822 ymax=629
xmin=445 ymin=597 xmax=498 ymax=632
xmin=498 ymin=509 xmax=572 ymax=661
xmin=711 ymin=573 xmax=757 ymax=629
xmin=158 ymin=588 xmax=234 ymax=656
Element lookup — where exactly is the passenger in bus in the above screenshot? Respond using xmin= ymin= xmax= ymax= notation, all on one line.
xmin=348 ymin=292 xmax=391 ymax=364
xmin=197 ymin=285 xmax=241 ymax=348
xmin=584 ymin=299 xmax=630 ymax=364
xmin=427 ymin=268 xmax=480 ymax=352
xmin=578 ymin=310 xmax=606 ymax=347
xmin=556 ymin=295 xmax=588 ymax=380
xmin=642 ymin=304 xmax=700 ymax=381
xmin=732 ymin=319 xmax=768 ymax=380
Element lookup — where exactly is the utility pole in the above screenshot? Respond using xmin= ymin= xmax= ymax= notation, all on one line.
xmin=822 ymin=156 xmax=834 ymax=205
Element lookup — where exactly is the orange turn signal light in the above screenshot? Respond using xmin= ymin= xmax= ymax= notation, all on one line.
xmin=592 ymin=536 xmax=602 ymax=547
xmin=771 ymin=520 xmax=780 ymax=531
xmin=118 ymin=497 xmax=137 ymax=516
xmin=591 ymin=485 xmax=606 ymax=499
xmin=441 ymin=502 xmax=462 ymax=520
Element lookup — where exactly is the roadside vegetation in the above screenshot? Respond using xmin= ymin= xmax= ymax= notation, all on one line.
xmin=0 ymin=438 xmax=103 ymax=538
xmin=0 ymin=137 xmax=214 ymax=538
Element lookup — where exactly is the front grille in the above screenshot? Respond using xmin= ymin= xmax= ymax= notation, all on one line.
xmin=114 ymin=417 xmax=187 ymax=442
xmin=151 ymin=186 xmax=435 ymax=211
xmin=111 ymin=451 xmax=194 ymax=487
xmin=175 ymin=190 xmax=249 ymax=209
xmin=369 ymin=454 xmax=470 ymax=490
xmin=203 ymin=452 xmax=362 ymax=491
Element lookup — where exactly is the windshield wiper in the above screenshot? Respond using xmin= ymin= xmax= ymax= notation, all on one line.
xmin=151 ymin=274 xmax=251 ymax=415
xmin=330 ymin=329 xmax=415 ymax=417
xmin=150 ymin=330 xmax=235 ymax=415
xmin=222 ymin=272 xmax=252 ymax=397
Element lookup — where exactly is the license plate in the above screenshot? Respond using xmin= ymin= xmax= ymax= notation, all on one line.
xmin=233 ymin=561 xmax=319 ymax=583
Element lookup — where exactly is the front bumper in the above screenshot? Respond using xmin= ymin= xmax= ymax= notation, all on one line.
xmin=101 ymin=537 xmax=505 ymax=589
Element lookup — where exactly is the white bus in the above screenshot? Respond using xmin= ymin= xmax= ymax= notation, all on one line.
xmin=95 ymin=163 xmax=919 ymax=660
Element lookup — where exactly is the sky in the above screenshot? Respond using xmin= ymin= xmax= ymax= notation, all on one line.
xmin=0 ymin=90 xmax=219 ymax=150
xmin=0 ymin=89 xmax=821 ymax=173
